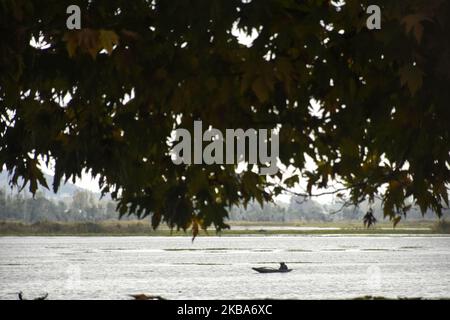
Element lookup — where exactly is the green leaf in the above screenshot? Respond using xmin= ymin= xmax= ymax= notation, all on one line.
xmin=99 ymin=30 xmax=119 ymax=55
xmin=251 ymin=77 xmax=269 ymax=103
xmin=399 ymin=65 xmax=424 ymax=96
xmin=401 ymin=14 xmax=430 ymax=43
xmin=63 ymin=32 xmax=79 ymax=58
xmin=393 ymin=216 xmax=401 ymax=228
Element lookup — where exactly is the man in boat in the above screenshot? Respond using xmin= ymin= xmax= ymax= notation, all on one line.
xmin=279 ymin=262 xmax=288 ymax=271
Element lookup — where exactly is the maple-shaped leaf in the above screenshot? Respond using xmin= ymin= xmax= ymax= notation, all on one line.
xmin=151 ymin=211 xmax=162 ymax=230
xmin=392 ymin=216 xmax=402 ymax=228
xmin=401 ymin=14 xmax=431 ymax=43
xmin=399 ymin=65 xmax=424 ymax=96
xmin=251 ymin=77 xmax=269 ymax=103
xmin=99 ymin=30 xmax=119 ymax=55
xmin=79 ymin=29 xmax=102 ymax=59
xmin=63 ymin=29 xmax=119 ymax=59
xmin=191 ymin=216 xmax=200 ymax=241
xmin=63 ymin=31 xmax=80 ymax=58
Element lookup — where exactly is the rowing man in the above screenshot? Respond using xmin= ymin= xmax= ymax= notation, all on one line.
xmin=279 ymin=262 xmax=288 ymax=271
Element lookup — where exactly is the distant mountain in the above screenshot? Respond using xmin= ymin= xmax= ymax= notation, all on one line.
xmin=0 ymin=170 xmax=93 ymax=200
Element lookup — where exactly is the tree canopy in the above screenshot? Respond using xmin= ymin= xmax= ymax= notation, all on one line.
xmin=1 ymin=0 xmax=449 ymax=235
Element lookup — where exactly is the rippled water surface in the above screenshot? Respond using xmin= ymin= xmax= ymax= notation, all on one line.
xmin=1 ymin=235 xmax=449 ymax=299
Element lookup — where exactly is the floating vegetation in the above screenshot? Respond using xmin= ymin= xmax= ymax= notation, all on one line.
xmin=353 ymin=295 xmax=424 ymax=300
xmin=129 ymin=293 xmax=165 ymax=300
xmin=18 ymin=292 xmax=48 ymax=300
xmin=164 ymin=248 xmax=247 ymax=252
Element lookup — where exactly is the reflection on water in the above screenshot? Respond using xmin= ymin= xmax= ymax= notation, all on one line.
xmin=0 ymin=235 xmax=449 ymax=300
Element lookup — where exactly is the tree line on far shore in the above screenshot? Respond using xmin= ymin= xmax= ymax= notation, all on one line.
xmin=1 ymin=187 xmax=446 ymax=224
xmin=0 ymin=188 xmax=118 ymax=222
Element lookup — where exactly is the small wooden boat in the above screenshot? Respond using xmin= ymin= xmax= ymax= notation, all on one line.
xmin=18 ymin=291 xmax=48 ymax=300
xmin=252 ymin=267 xmax=292 ymax=273
xmin=129 ymin=293 xmax=166 ymax=300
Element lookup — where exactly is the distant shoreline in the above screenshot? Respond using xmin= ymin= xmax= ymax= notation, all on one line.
xmin=1 ymin=220 xmax=448 ymax=236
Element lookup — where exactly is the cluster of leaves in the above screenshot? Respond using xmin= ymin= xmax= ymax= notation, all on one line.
xmin=1 ymin=0 xmax=449 ymax=236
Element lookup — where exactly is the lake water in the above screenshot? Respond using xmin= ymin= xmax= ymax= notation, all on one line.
xmin=0 ymin=235 xmax=449 ymax=300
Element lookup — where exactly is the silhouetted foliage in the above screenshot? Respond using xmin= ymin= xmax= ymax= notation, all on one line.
xmin=363 ymin=208 xmax=377 ymax=228
xmin=1 ymin=1 xmax=449 ymax=233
